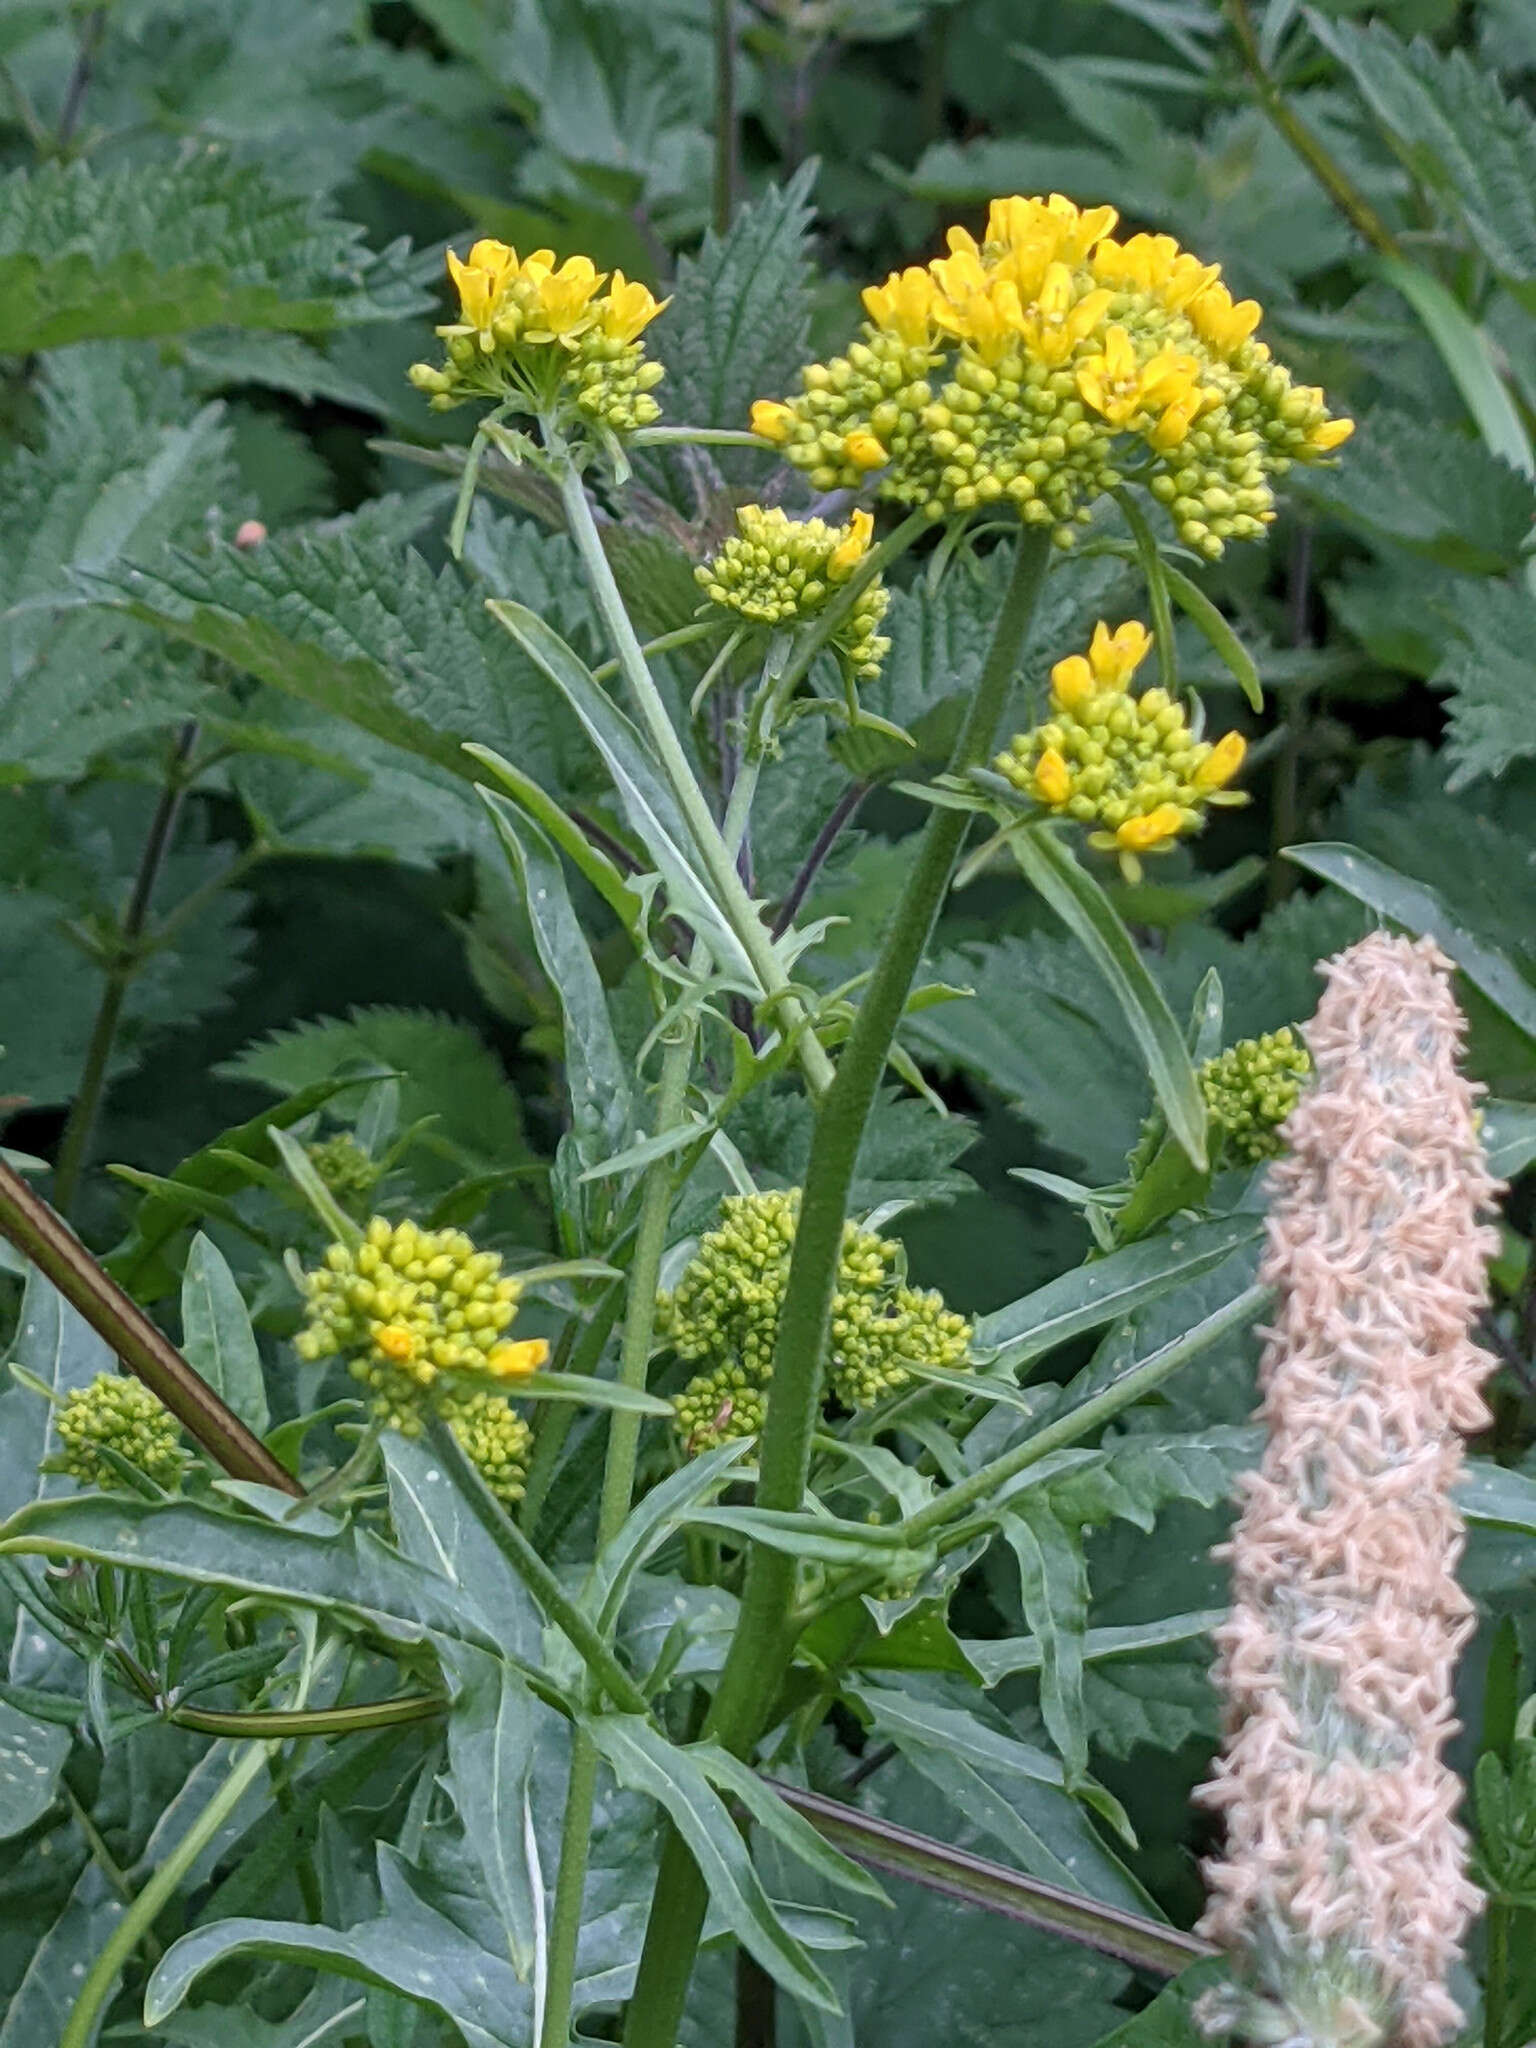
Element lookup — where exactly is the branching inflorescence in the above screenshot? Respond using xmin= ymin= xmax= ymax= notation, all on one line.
xmin=1195 ymin=934 xmax=1502 ymax=2048
xmin=750 ymin=194 xmax=1351 ymax=552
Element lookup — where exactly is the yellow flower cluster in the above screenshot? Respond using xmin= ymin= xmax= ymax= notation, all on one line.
xmin=295 ymin=1217 xmax=547 ymax=1498
xmin=994 ymin=619 xmax=1248 ymax=880
xmin=661 ymin=1190 xmax=972 ymax=1454
xmin=1200 ymin=1028 xmax=1312 ymax=1164
xmin=55 ymin=1374 xmax=185 ymax=1492
xmin=751 ymin=195 xmax=1351 ymax=553
xmin=409 ymin=239 xmax=668 ymax=435
xmin=694 ymin=505 xmax=891 ymax=680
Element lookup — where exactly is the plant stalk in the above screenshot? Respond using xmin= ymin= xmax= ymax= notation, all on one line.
xmin=53 ymin=722 xmax=199 ymax=1219
xmin=0 ymin=1159 xmax=302 ymax=1495
xmin=540 ymin=1018 xmax=697 ymax=2048
xmin=60 ymin=1736 xmax=271 ymax=2048
xmin=712 ymin=0 xmax=738 ymax=235
xmin=555 ymin=456 xmax=838 ymax=1098
xmin=1223 ymin=0 xmax=1399 ymax=255
xmin=619 ymin=530 xmax=1052 ymax=2048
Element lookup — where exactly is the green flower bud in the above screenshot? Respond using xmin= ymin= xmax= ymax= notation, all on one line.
xmin=55 ymin=1374 xmax=185 ymax=1491
xmin=1200 ymin=1029 xmax=1313 ymax=1163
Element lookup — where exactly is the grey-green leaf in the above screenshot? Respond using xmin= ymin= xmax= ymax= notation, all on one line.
xmin=180 ymin=1232 xmax=269 ymax=1434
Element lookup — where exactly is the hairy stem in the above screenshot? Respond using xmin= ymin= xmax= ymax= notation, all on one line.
xmin=619 ymin=531 xmax=1052 ymax=2048
xmin=540 ymin=1021 xmax=697 ymax=2048
xmin=53 ymin=723 xmax=199 ymax=1219
xmin=0 ymin=1159 xmax=302 ymax=1495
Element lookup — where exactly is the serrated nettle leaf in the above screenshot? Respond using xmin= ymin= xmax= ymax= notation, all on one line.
xmin=1425 ymin=580 xmax=1536 ymax=788
xmin=482 ymin=796 xmax=633 ymax=1170
xmin=180 ymin=1232 xmax=269 ymax=1435
xmin=1293 ymin=404 xmax=1536 ymax=573
xmin=650 ymin=162 xmax=817 ymax=489
xmin=1314 ymin=18 xmax=1536 ymax=297
xmin=1286 ymin=842 xmax=1536 ymax=1041
xmin=584 ymin=1713 xmax=840 ymax=2011
xmin=0 ymin=155 xmax=425 ymax=352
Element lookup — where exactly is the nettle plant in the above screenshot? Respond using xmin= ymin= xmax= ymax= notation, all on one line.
xmin=0 ymin=188 xmax=1506 ymax=2048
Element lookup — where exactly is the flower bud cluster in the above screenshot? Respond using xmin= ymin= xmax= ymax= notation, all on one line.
xmin=751 ymin=195 xmax=1350 ymax=552
xmin=1200 ymin=1029 xmax=1312 ymax=1165
xmin=408 ymin=240 xmax=667 ymax=435
xmin=434 ymin=1386 xmax=533 ymax=1507
xmin=56 ymin=1373 xmax=185 ymax=1491
xmin=295 ymin=1217 xmax=547 ymax=1500
xmin=307 ymin=1132 xmax=380 ymax=1205
xmin=994 ymin=618 xmax=1247 ymax=879
xmin=659 ymin=1190 xmax=971 ymax=1454
xmin=695 ymin=505 xmax=891 ymax=681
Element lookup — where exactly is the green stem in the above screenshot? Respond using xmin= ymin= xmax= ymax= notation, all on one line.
xmin=540 ymin=1019 xmax=696 ymax=2048
xmin=424 ymin=1413 xmax=652 ymax=1719
xmin=60 ymin=1736 xmax=271 ymax=2048
xmin=0 ymin=1159 xmax=302 ymax=1495
xmin=592 ymin=621 xmax=725 ymax=686
xmin=169 ymin=1692 xmax=445 ymax=1739
xmin=711 ymin=0 xmax=737 ymax=236
xmin=555 ymin=453 xmax=836 ymax=1097
xmin=53 ymin=722 xmax=198 ymax=1218
xmin=1487 ymin=1900 xmax=1510 ymax=2048
xmin=619 ymin=530 xmax=1052 ymax=2048
xmin=1223 ymin=0 xmax=1400 ymax=255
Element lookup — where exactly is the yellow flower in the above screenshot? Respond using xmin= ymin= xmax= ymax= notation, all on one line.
xmin=751 ymin=399 xmax=795 ymax=444
xmin=1194 ymin=730 xmax=1247 ymax=791
xmin=1087 ymin=618 xmax=1153 ymax=689
xmin=1092 ymin=233 xmax=1219 ymax=314
xmin=1020 ymin=263 xmax=1111 ymax=366
xmin=1075 ymin=325 xmax=1146 ymax=426
xmin=1189 ymin=282 xmax=1263 ymax=357
xmin=1148 ymin=385 xmax=1207 ymax=451
xmin=827 ymin=508 xmax=874 ymax=581
xmin=862 ymin=266 xmax=936 ymax=347
xmin=525 ymin=254 xmax=605 ymax=343
xmin=844 ymin=430 xmax=889 ymax=471
xmin=1034 ymin=747 xmax=1071 ymax=805
xmin=1039 ymin=192 xmax=1119 ymax=266
xmin=446 ymin=240 xmax=518 ymax=346
xmin=485 ymin=1337 xmax=550 ymax=1380
xmin=1049 ymin=653 xmax=1094 ymax=713
xmin=1116 ymin=804 xmax=1185 ymax=853
xmin=602 ymin=270 xmax=668 ymax=343
xmin=376 ymin=1324 xmax=419 ymax=1364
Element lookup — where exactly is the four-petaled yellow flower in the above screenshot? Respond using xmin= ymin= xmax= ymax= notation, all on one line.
xmin=861 ymin=266 xmax=936 ymax=348
xmin=447 ymin=239 xmax=521 ymax=348
xmin=601 ymin=270 xmax=668 ymax=343
xmin=1019 ymin=263 xmax=1112 ymax=366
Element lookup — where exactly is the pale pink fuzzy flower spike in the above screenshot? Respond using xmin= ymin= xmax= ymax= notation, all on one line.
xmin=1194 ymin=933 xmax=1503 ymax=2048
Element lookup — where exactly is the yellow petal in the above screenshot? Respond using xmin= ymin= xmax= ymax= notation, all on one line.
xmin=1308 ymin=415 xmax=1354 ymax=452
xmin=1089 ymin=619 xmax=1152 ymax=688
xmin=1116 ymin=804 xmax=1184 ymax=852
xmin=485 ymin=1337 xmax=550 ymax=1380
xmin=843 ymin=431 xmax=889 ymax=471
xmin=1049 ymin=653 xmax=1094 ymax=712
xmin=375 ymin=1324 xmax=418 ymax=1363
xmin=751 ymin=399 xmax=794 ymax=443
xmin=1034 ymin=747 xmax=1071 ymax=806
xmin=827 ymin=507 xmax=874 ymax=581
xmin=1195 ymin=731 xmax=1246 ymax=791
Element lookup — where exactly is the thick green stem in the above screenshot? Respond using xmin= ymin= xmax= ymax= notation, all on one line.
xmin=53 ymin=722 xmax=198 ymax=1218
xmin=60 ymin=1737 xmax=271 ymax=2048
xmin=555 ymin=457 xmax=837 ymax=1097
xmin=540 ymin=1022 xmax=697 ymax=2048
xmin=619 ymin=531 xmax=1052 ymax=2048
xmin=711 ymin=0 xmax=737 ymax=235
xmin=0 ymin=1159 xmax=302 ymax=1495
